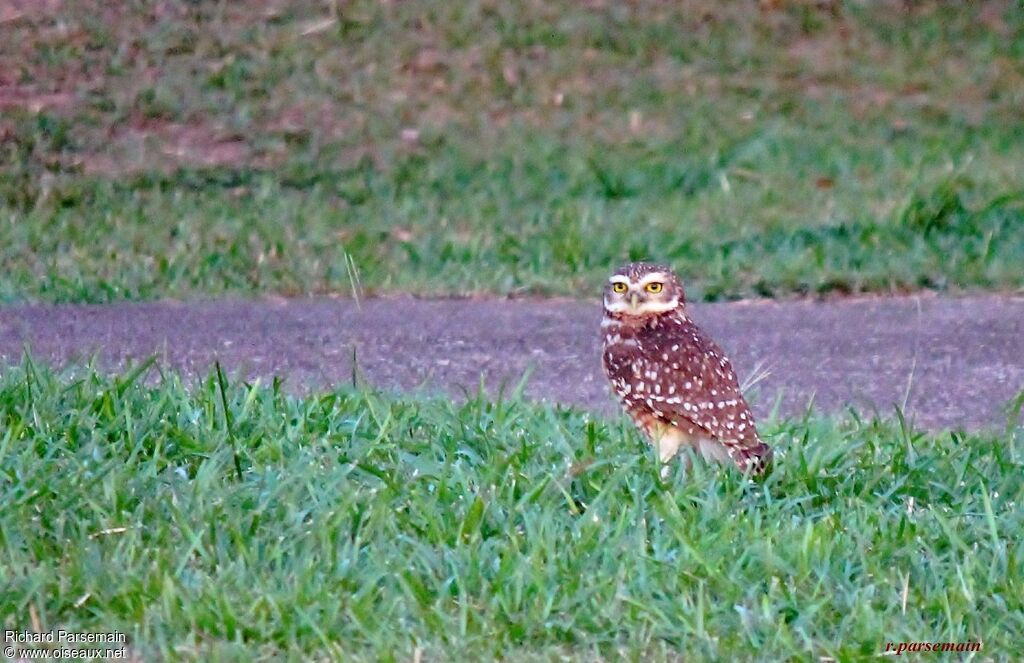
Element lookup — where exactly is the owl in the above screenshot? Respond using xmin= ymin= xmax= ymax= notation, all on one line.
xmin=601 ymin=262 xmax=772 ymax=474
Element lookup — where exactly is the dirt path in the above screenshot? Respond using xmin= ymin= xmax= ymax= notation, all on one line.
xmin=2 ymin=294 xmax=1022 ymax=429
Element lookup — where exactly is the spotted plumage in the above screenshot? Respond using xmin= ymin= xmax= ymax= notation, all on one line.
xmin=601 ymin=262 xmax=772 ymax=474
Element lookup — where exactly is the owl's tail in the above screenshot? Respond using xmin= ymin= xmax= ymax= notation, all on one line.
xmin=734 ymin=441 xmax=773 ymax=476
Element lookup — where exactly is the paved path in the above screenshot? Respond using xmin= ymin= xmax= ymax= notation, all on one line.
xmin=1 ymin=295 xmax=1022 ymax=429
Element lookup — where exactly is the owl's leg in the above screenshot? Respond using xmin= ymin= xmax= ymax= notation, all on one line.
xmin=655 ymin=427 xmax=689 ymax=478
xmin=658 ymin=434 xmax=683 ymax=463
xmin=659 ymin=453 xmax=694 ymax=478
xmin=697 ymin=437 xmax=732 ymax=465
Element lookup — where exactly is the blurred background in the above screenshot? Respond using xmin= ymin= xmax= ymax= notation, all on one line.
xmin=1 ymin=0 xmax=1022 ymax=302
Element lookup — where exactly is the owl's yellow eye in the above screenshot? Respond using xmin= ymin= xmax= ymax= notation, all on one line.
xmin=612 ymin=282 xmax=628 ymax=293
xmin=645 ymin=282 xmax=664 ymax=293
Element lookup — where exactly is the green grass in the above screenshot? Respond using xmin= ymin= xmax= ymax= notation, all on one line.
xmin=2 ymin=360 xmax=1022 ymax=661
xmin=2 ymin=1 xmax=1023 ymax=302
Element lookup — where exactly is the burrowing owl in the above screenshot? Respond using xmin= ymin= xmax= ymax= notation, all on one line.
xmin=601 ymin=262 xmax=772 ymax=474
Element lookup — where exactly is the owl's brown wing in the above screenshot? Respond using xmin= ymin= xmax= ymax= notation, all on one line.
xmin=631 ymin=315 xmax=772 ymax=473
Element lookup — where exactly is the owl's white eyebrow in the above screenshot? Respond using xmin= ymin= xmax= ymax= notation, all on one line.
xmin=608 ymin=276 xmax=630 ymax=285
xmin=637 ymin=273 xmax=669 ymax=285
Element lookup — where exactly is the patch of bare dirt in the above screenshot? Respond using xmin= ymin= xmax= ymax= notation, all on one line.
xmin=78 ymin=121 xmax=250 ymax=175
xmin=0 ymin=0 xmax=62 ymax=24
xmin=0 ymin=85 xmax=74 ymax=112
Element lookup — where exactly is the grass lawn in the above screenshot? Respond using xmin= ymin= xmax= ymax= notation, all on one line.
xmin=2 ymin=1 xmax=1023 ymax=302
xmin=1 ymin=361 xmax=1021 ymax=660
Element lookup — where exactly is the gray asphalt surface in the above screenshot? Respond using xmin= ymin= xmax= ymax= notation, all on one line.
xmin=1 ymin=294 xmax=1022 ymax=429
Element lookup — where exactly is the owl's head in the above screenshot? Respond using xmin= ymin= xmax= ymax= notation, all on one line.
xmin=603 ymin=262 xmax=685 ymax=318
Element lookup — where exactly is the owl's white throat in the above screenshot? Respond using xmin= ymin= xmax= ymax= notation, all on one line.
xmin=603 ymin=297 xmax=681 ymax=316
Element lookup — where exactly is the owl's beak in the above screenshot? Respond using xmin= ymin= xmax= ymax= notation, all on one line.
xmin=629 ymin=292 xmax=639 ymax=309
